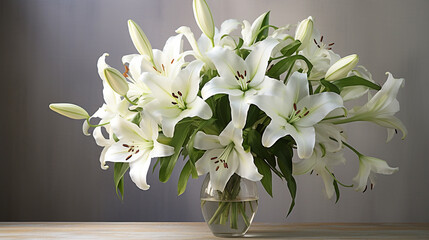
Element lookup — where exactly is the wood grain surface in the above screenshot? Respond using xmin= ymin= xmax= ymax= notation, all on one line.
xmin=0 ymin=222 xmax=428 ymax=239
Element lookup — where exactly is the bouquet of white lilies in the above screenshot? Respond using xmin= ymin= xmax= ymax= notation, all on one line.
xmin=50 ymin=0 xmax=406 ymax=226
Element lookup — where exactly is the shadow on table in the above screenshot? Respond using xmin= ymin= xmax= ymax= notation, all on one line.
xmin=243 ymin=229 xmax=428 ymax=239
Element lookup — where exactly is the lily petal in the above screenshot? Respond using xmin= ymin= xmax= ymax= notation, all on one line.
xmin=229 ymin=94 xmax=250 ymax=129
xmin=245 ymin=38 xmax=278 ymax=87
xmin=129 ymin=151 xmax=152 ymax=190
xmin=235 ymin=148 xmax=262 ymax=181
xmin=296 ymin=92 xmax=343 ymax=127
xmin=284 ymin=123 xmax=315 ymax=159
xmin=194 ymin=131 xmax=223 ymax=150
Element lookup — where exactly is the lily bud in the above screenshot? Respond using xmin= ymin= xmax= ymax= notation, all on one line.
xmin=103 ymin=67 xmax=129 ymax=96
xmin=295 ymin=16 xmax=313 ymax=50
xmin=193 ymin=0 xmax=215 ymax=42
xmin=49 ymin=103 xmax=89 ymax=120
xmin=325 ymin=54 xmax=359 ymax=81
xmin=127 ymin=19 xmax=154 ymax=61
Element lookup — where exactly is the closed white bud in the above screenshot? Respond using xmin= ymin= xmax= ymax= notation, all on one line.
xmin=295 ymin=16 xmax=314 ymax=50
xmin=193 ymin=0 xmax=215 ymax=41
xmin=103 ymin=67 xmax=129 ymax=96
xmin=49 ymin=103 xmax=89 ymax=120
xmin=325 ymin=54 xmax=359 ymax=81
xmin=127 ymin=19 xmax=154 ymax=61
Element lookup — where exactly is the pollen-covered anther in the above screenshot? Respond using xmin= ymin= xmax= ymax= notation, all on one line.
xmin=178 ymin=91 xmax=182 ymax=96
xmin=293 ymin=103 xmax=297 ymax=111
xmin=126 ymin=155 xmax=132 ymax=160
xmin=123 ymin=65 xmax=130 ymax=77
xmin=171 ymin=59 xmax=175 ymax=64
xmin=162 ymin=64 xmax=165 ymax=72
xmin=215 ymin=166 xmax=220 ymax=171
xmin=211 ymin=157 xmax=217 ymax=160
xmin=172 ymin=93 xmax=178 ymax=98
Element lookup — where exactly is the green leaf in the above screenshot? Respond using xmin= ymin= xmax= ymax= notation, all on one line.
xmin=332 ymin=76 xmax=381 ymax=91
xmin=254 ymin=157 xmax=273 ymax=197
xmin=280 ymin=40 xmax=302 ymax=57
xmin=270 ymin=138 xmax=296 ymax=217
xmin=255 ymin=12 xmax=270 ymax=42
xmin=244 ymin=105 xmax=262 ymax=129
xmin=113 ymin=162 xmax=129 ymax=200
xmin=246 ymin=129 xmax=273 ymax=161
xmin=177 ymin=161 xmax=193 ymax=196
xmin=234 ymin=38 xmax=244 ymax=50
xmin=187 ymin=119 xmax=217 ymax=178
xmin=158 ymin=120 xmax=193 ymax=183
xmin=267 ymin=55 xmax=313 ymax=80
xmin=320 ymin=79 xmax=340 ymax=94
xmin=215 ymin=95 xmax=231 ymax=129
xmin=333 ymin=177 xmax=340 ymax=204
xmin=238 ymin=48 xmax=251 ymax=59
xmin=130 ymin=112 xmax=142 ymax=125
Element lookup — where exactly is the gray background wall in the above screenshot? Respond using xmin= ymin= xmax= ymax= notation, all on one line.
xmin=1 ymin=0 xmax=428 ymax=222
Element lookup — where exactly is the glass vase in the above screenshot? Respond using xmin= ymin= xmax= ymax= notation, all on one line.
xmin=200 ymin=173 xmax=258 ymax=237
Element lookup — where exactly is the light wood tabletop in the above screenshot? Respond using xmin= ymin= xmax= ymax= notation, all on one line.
xmin=0 ymin=222 xmax=428 ymax=239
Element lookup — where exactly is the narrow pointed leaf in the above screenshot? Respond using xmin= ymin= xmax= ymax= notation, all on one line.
xmin=332 ymin=76 xmax=381 ymax=91
xmin=320 ymin=79 xmax=340 ymax=94
xmin=114 ymin=162 xmax=129 ymax=200
xmin=280 ymin=40 xmax=302 ymax=57
xmin=270 ymin=138 xmax=296 ymax=217
xmin=255 ymin=12 xmax=270 ymax=42
xmin=159 ymin=120 xmax=193 ymax=182
xmin=254 ymin=157 xmax=273 ymax=197
xmin=177 ymin=160 xmax=193 ymax=196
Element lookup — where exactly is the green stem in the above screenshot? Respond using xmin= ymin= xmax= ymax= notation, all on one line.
xmin=86 ymin=118 xmax=109 ymax=128
xmin=237 ymin=202 xmax=250 ymax=227
xmin=323 ymin=115 xmax=347 ymax=121
xmin=249 ymin=200 xmax=254 ymax=213
xmin=324 ymin=167 xmax=353 ymax=188
xmin=124 ymin=95 xmax=138 ymax=106
xmin=230 ymin=202 xmax=238 ymax=229
xmin=341 ymin=140 xmax=362 ymax=156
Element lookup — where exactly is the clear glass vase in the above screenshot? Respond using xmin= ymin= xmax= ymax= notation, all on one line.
xmin=200 ymin=173 xmax=258 ymax=237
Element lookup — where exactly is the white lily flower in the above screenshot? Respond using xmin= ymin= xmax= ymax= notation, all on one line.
xmin=94 ymin=54 xmax=133 ymax=124
xmin=293 ymin=145 xmax=346 ymax=199
xmin=128 ymin=19 xmax=154 ymax=62
xmin=241 ymin=12 xmax=269 ymax=47
xmin=298 ymin=29 xmax=341 ymax=80
xmin=353 ymin=154 xmax=398 ymax=192
xmin=177 ymin=19 xmax=241 ymax=70
xmin=194 ymin=122 xmax=262 ymax=191
xmin=105 ymin=115 xmax=175 ymax=190
xmin=325 ymin=54 xmax=359 ymax=81
xmin=143 ymin=61 xmax=212 ymax=138
xmin=201 ymin=38 xmax=279 ymax=128
xmin=248 ymin=72 xmax=343 ymax=159
xmin=123 ymin=33 xmax=185 ymax=79
xmin=293 ymin=123 xmax=346 ymax=198
xmin=295 ymin=16 xmax=314 ymax=50
xmin=121 ymin=34 xmax=186 ymax=109
xmin=193 ymin=0 xmax=215 ymax=43
xmin=334 ymin=72 xmax=407 ymax=142
xmin=49 ymin=103 xmax=89 ymax=120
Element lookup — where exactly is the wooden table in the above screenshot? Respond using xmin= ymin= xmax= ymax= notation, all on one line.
xmin=1 ymin=222 xmax=428 ymax=239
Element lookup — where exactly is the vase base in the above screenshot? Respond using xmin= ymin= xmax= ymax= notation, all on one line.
xmin=213 ymin=232 xmax=246 ymax=238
